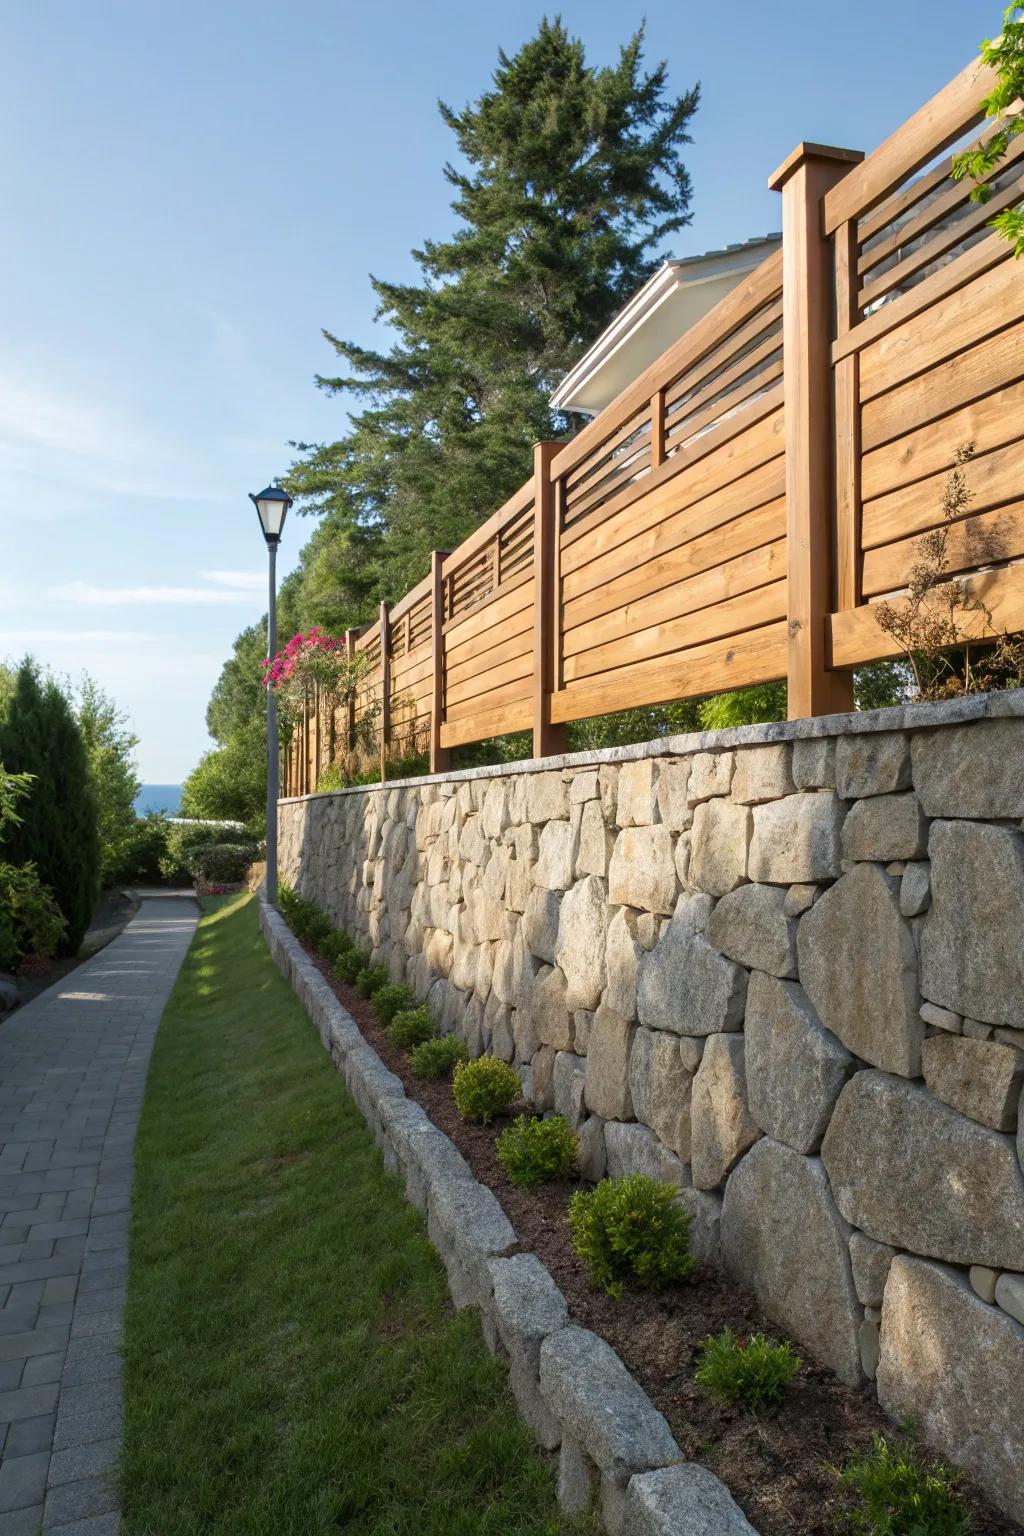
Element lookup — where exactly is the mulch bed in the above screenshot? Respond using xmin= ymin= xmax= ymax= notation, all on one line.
xmin=304 ymin=942 xmax=1018 ymax=1536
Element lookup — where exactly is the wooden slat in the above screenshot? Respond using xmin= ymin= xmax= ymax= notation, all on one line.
xmin=835 ymin=217 xmax=862 ymax=611
xmin=859 ymin=168 xmax=1024 ymax=310
xmin=563 ymin=498 xmax=786 ymax=626
xmin=833 ymin=229 xmax=1012 ymax=367
xmin=564 ymin=580 xmax=787 ymax=683
xmin=828 ymin=561 xmax=1024 ymax=668
xmin=863 ymin=436 xmax=1024 ymax=548
xmin=566 ymin=447 xmax=651 ymax=525
xmin=664 ymin=297 xmax=783 ymax=411
xmin=561 ymin=389 xmax=786 ymax=565
xmin=563 ymin=530 xmax=787 ymax=652
xmin=552 ymin=248 xmax=783 ymax=481
xmin=862 ymin=316 xmax=1024 ymax=453
xmin=533 ymin=441 xmax=565 ymax=757
xmin=858 ymin=249 xmax=1024 ymax=403
xmin=390 ymin=572 xmax=432 ymax=624
xmin=822 ymin=56 xmax=996 ymax=236
xmin=445 ymin=620 xmax=533 ymax=689
xmin=441 ymin=481 xmax=534 ymax=578
xmin=445 ymin=602 xmax=533 ymax=674
xmin=566 ymin=407 xmax=651 ymax=493
xmin=863 ymin=500 xmax=1024 ymax=597
xmin=439 ymin=696 xmax=533 ymax=749
xmin=664 ymin=357 xmax=784 ymax=453
xmin=430 ymin=550 xmax=448 ymax=774
xmin=862 ymin=379 xmax=1024 ymax=501
xmin=442 ymin=569 xmax=533 ymax=641
xmin=550 ymin=621 xmax=788 ymax=723
xmin=446 ymin=650 xmax=534 ymax=709
xmin=445 ymin=671 xmax=534 ymax=726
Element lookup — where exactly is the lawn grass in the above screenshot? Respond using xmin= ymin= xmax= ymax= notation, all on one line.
xmin=122 ymin=893 xmax=581 ymax=1536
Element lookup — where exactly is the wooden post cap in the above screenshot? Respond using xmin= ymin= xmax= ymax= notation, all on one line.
xmin=768 ymin=142 xmax=864 ymax=192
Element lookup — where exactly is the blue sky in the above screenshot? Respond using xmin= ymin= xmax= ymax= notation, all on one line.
xmin=2 ymin=0 xmax=991 ymax=781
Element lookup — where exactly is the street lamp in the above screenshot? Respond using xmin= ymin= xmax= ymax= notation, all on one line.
xmin=250 ymin=482 xmax=292 ymax=905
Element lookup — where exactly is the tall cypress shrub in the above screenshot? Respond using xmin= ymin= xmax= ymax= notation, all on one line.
xmin=0 ymin=660 xmax=100 ymax=953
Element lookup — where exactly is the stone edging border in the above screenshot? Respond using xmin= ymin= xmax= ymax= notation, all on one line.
xmin=259 ymin=896 xmax=758 ymax=1536
xmin=278 ymin=687 xmax=1024 ymax=803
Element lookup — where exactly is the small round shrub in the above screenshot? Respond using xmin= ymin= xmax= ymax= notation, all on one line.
xmin=356 ymin=964 xmax=389 ymax=999
xmin=372 ymin=983 xmax=415 ymax=1027
xmin=410 ymin=1035 xmax=468 ymax=1080
xmin=452 ymin=1055 xmax=521 ymax=1125
xmin=694 ymin=1329 xmax=801 ymax=1414
xmin=568 ymin=1173 xmax=695 ymax=1299
xmin=496 ymin=1114 xmax=578 ymax=1187
xmin=336 ymin=947 xmax=370 ymax=984
xmin=319 ymin=930 xmax=353 ymax=965
xmin=388 ymin=1006 xmax=435 ymax=1050
xmin=189 ymin=841 xmax=259 ymax=884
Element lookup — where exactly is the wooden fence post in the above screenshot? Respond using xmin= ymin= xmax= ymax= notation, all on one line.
xmin=345 ymin=628 xmax=358 ymax=754
xmin=429 ymin=550 xmax=450 ymax=775
xmin=379 ymin=600 xmax=391 ymax=783
xmin=769 ymin=142 xmax=862 ymax=720
xmin=533 ymin=441 xmax=566 ymax=759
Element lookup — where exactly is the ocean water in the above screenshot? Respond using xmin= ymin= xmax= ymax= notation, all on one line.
xmin=134 ymin=784 xmax=183 ymax=817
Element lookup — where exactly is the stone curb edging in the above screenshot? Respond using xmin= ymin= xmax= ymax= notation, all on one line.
xmin=259 ymin=896 xmax=758 ymax=1536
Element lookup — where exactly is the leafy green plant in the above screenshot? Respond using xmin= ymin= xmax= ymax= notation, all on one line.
xmin=0 ymin=860 xmax=67 ymax=971
xmin=952 ymin=4 xmax=1024 ymax=257
xmin=694 ymin=1329 xmax=801 ymax=1415
xmin=388 ymin=1006 xmax=436 ymax=1050
xmin=356 ymin=964 xmax=389 ymax=998
xmin=451 ymin=1056 xmax=521 ymax=1125
xmin=372 ymin=983 xmax=415 ymax=1027
xmin=836 ymin=1434 xmax=971 ymax=1536
xmin=189 ymin=842 xmax=259 ymax=885
xmin=335 ymin=946 xmax=370 ymax=984
xmin=496 ymin=1114 xmax=578 ymax=1187
xmin=318 ymin=930 xmax=352 ymax=965
xmin=409 ymin=1034 xmax=468 ymax=1079
xmin=568 ymin=1174 xmax=695 ymax=1299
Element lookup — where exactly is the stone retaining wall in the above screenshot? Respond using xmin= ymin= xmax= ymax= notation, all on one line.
xmin=260 ymin=900 xmax=756 ymax=1534
xmin=278 ymin=692 xmax=1024 ymax=1524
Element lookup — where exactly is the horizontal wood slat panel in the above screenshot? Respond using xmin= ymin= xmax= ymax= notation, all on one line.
xmin=443 ymin=575 xmax=534 ymax=649
xmin=443 ymin=672 xmax=534 ymax=726
xmin=861 ymin=318 xmax=1024 ymax=453
xmin=445 ymin=649 xmax=534 ymax=709
xmin=828 ymin=562 xmax=1024 ymax=668
xmin=858 ymin=251 xmax=1024 ymax=403
xmin=550 ymin=622 xmax=788 ymax=722
xmin=862 ymin=501 xmax=1024 ymax=596
xmin=440 ymin=697 xmax=533 ymax=749
xmin=445 ymin=622 xmax=533 ymax=690
xmin=563 ymin=580 xmax=787 ymax=683
xmin=563 ymin=535 xmax=787 ymax=655
xmin=862 ymin=438 xmax=1024 ymax=549
xmin=863 ymin=379 xmax=1024 ymax=500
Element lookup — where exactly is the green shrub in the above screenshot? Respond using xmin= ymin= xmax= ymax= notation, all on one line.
xmin=372 ymin=983 xmax=415 ymax=1027
xmin=388 ymin=1006 xmax=436 ymax=1049
xmin=836 ymin=1434 xmax=970 ymax=1536
xmin=409 ymin=1035 xmax=468 ymax=1079
xmin=496 ymin=1114 xmax=578 ymax=1187
xmin=336 ymin=947 xmax=370 ymax=984
xmin=189 ymin=842 xmax=258 ymax=884
xmin=452 ymin=1055 xmax=521 ymax=1125
xmin=568 ymin=1174 xmax=695 ymax=1299
xmin=115 ymin=813 xmax=172 ymax=884
xmin=694 ymin=1329 xmax=801 ymax=1414
xmin=0 ymin=860 xmax=67 ymax=971
xmin=356 ymin=964 xmax=389 ymax=998
xmin=0 ymin=660 xmax=100 ymax=953
xmin=318 ymin=930 xmax=352 ymax=965
xmin=159 ymin=820 xmax=256 ymax=883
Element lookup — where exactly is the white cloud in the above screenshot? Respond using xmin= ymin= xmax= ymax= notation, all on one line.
xmin=199 ymin=570 xmax=266 ymax=593
xmin=52 ymin=580 xmax=256 ymax=607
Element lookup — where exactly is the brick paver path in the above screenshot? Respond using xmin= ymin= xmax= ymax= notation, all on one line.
xmin=0 ymin=896 xmax=197 ymax=1535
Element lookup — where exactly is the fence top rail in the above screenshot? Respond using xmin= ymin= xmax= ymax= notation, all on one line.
xmin=822 ymin=55 xmax=997 ymax=236
xmin=441 ymin=476 xmax=535 ymax=578
xmin=550 ymin=246 xmax=784 ymax=482
xmin=390 ymin=571 xmax=432 ymax=624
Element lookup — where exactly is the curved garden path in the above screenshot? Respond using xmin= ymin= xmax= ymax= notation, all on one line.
xmin=0 ymin=895 xmax=197 ymax=1535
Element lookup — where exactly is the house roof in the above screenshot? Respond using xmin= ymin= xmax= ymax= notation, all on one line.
xmin=549 ymin=234 xmax=783 ymax=418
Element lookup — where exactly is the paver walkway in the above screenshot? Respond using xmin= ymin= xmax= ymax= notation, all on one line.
xmin=0 ymin=896 xmax=197 ymax=1535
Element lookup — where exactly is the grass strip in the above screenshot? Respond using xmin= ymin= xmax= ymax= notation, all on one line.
xmin=122 ymin=893 xmax=577 ymax=1535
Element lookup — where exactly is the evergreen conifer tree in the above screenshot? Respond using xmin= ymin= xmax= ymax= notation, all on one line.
xmin=0 ymin=660 xmax=100 ymax=953
xmin=286 ymin=20 xmax=699 ymax=618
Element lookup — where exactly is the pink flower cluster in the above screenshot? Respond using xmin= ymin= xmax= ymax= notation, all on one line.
xmin=261 ymin=627 xmax=345 ymax=689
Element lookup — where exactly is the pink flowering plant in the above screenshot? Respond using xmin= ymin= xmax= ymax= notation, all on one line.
xmin=261 ymin=628 xmax=379 ymax=750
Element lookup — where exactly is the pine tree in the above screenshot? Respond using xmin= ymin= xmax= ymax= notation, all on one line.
xmin=286 ymin=19 xmax=699 ymax=614
xmin=0 ymin=660 xmax=100 ymax=953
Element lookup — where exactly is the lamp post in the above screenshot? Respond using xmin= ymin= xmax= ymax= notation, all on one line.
xmin=250 ymin=482 xmax=292 ymax=905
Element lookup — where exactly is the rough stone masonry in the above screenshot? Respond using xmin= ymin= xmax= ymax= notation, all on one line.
xmin=279 ymin=691 xmax=1024 ymax=1526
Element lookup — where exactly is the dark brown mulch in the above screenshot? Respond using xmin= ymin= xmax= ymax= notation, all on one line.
xmin=305 ymin=943 xmax=1019 ymax=1536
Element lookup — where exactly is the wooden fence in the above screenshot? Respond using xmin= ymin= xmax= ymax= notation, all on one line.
xmin=284 ymin=54 xmax=1024 ymax=794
